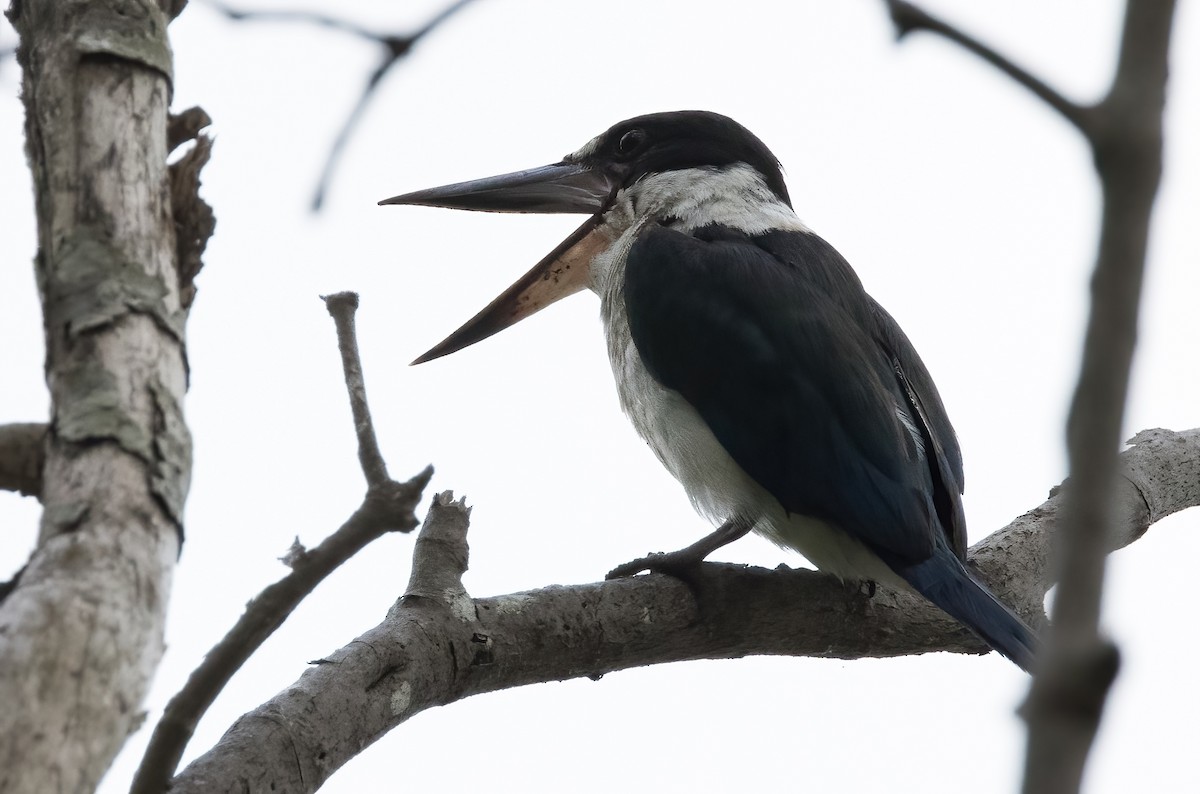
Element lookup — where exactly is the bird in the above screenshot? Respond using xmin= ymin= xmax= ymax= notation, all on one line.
xmin=380 ymin=110 xmax=1038 ymax=671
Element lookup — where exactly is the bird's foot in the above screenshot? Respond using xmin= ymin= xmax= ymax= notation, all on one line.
xmin=606 ymin=546 xmax=721 ymax=614
xmin=606 ymin=548 xmax=706 ymax=580
xmin=605 ymin=518 xmax=754 ymax=581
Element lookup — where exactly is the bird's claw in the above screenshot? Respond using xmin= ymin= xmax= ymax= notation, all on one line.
xmin=606 ymin=549 xmax=706 ymax=581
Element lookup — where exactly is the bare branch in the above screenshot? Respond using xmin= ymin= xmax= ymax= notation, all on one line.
xmin=129 ymin=467 xmax=432 ymax=794
xmin=0 ymin=423 xmax=46 ymax=498
xmin=199 ymin=0 xmax=382 ymax=40
xmin=883 ymin=0 xmax=1091 ymax=132
xmin=323 ymin=292 xmax=390 ymax=487
xmin=309 ymin=1 xmax=477 ymax=210
xmin=1022 ymin=2 xmax=1177 ymax=792
xmin=408 ymin=0 xmax=475 ymax=42
xmin=197 ymin=0 xmax=478 ymax=210
xmin=169 ymin=428 xmax=1200 ymax=792
xmin=198 ymin=0 xmax=476 ymax=47
xmin=130 ymin=294 xmax=434 ymax=794
xmin=309 ymin=60 xmax=388 ymax=211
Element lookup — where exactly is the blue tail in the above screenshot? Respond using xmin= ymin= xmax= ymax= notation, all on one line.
xmin=898 ymin=546 xmax=1039 ymax=672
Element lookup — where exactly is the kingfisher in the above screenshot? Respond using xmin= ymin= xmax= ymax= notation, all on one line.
xmin=381 ymin=111 xmax=1038 ymax=671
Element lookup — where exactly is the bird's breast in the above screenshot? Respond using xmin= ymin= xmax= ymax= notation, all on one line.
xmin=588 ymin=221 xmax=763 ymax=527
xmin=603 ymin=288 xmax=770 ymax=528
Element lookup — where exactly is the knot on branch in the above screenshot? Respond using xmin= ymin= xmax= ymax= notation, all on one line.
xmin=362 ymin=466 xmax=435 ymax=533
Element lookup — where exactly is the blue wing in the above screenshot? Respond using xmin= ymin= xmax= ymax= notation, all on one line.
xmin=624 ymin=222 xmax=959 ymax=568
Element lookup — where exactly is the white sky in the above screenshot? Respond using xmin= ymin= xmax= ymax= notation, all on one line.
xmin=2 ymin=1 xmax=1198 ymax=792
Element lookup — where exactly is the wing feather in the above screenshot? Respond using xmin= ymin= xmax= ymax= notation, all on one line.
xmin=624 ymin=223 xmax=963 ymax=565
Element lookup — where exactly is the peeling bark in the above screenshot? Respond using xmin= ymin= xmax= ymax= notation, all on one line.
xmin=0 ymin=1 xmax=199 ymax=792
xmin=0 ymin=423 xmax=46 ymax=498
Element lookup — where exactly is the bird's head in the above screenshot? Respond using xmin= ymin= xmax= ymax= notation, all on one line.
xmin=380 ymin=111 xmax=788 ymax=363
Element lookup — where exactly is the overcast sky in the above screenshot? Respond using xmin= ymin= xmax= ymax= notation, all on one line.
xmin=2 ymin=1 xmax=1198 ymax=792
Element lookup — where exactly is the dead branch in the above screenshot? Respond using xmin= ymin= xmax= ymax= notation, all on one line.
xmin=130 ymin=293 xmax=432 ymax=794
xmin=198 ymin=0 xmax=476 ymax=210
xmin=168 ymin=427 xmax=1199 ymax=793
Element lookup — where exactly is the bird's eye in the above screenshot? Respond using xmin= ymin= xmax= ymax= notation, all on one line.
xmin=616 ymin=129 xmax=646 ymax=157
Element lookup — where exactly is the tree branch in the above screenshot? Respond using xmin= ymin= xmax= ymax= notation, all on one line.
xmin=323 ymin=291 xmax=390 ymax=487
xmin=883 ymin=0 xmax=1092 ymax=132
xmin=200 ymin=0 xmax=384 ymax=40
xmin=130 ymin=293 xmax=433 ymax=794
xmin=169 ymin=427 xmax=1200 ymax=793
xmin=1023 ymin=2 xmax=1176 ymax=792
xmin=198 ymin=0 xmax=477 ymax=210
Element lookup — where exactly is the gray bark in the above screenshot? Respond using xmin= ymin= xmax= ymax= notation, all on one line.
xmin=0 ymin=2 xmax=191 ymax=792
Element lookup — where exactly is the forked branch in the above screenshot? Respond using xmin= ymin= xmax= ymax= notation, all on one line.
xmin=131 ymin=293 xmax=432 ymax=794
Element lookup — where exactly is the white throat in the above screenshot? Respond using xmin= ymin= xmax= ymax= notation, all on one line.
xmin=625 ymin=163 xmax=807 ymax=234
xmin=587 ymin=163 xmax=810 ymax=298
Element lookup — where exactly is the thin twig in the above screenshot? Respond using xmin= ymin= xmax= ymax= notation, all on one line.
xmin=310 ymin=1 xmax=477 ymax=210
xmin=200 ymin=0 xmax=382 ymax=40
xmin=409 ymin=0 xmax=476 ymax=41
xmin=199 ymin=0 xmax=477 ymax=210
xmin=129 ymin=293 xmax=436 ymax=794
xmin=883 ymin=0 xmax=1092 ymax=133
xmin=323 ymin=292 xmax=389 ymax=486
xmin=311 ymin=60 xmax=390 ymax=211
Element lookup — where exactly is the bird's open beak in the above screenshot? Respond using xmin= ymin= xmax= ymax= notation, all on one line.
xmin=380 ymin=163 xmax=618 ymax=364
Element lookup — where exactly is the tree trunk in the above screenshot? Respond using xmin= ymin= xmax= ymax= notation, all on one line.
xmin=0 ymin=1 xmax=190 ymax=791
